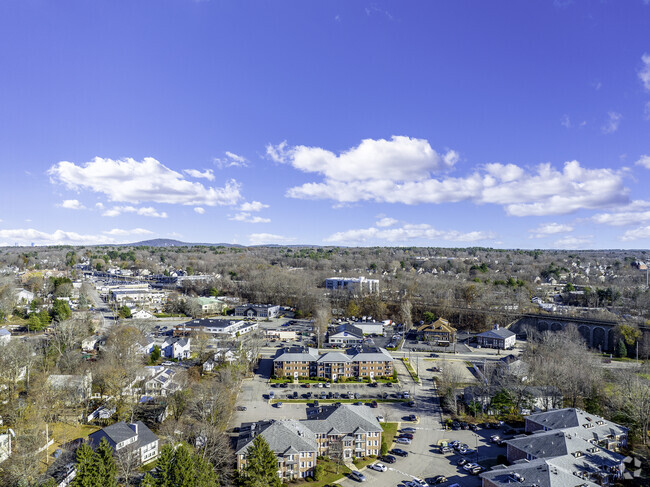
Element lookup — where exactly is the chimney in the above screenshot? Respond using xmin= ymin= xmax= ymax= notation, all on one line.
xmin=130 ymin=423 xmax=138 ymax=435
xmin=494 ymin=324 xmax=500 ymax=330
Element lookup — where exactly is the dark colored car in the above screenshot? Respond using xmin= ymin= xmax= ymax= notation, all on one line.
xmin=457 ymin=458 xmax=467 ymax=466
xmin=398 ymin=433 xmax=414 ymax=440
xmin=280 ymin=382 xmax=288 ymax=388
xmin=469 ymin=423 xmax=478 ymax=431
xmin=451 ymin=421 xmax=461 ymax=430
xmin=380 ymin=455 xmax=397 ymax=464
xmin=390 ymin=448 xmax=409 ymax=457
xmin=371 ymin=400 xmax=378 ymax=408
xmin=460 ymin=422 xmax=469 ymax=430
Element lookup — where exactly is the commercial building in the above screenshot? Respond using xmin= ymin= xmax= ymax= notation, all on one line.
xmin=325 ymin=276 xmax=379 ymax=293
xmin=476 ymin=324 xmax=516 ymax=349
xmin=174 ymin=318 xmax=258 ymax=338
xmin=234 ymin=304 xmax=280 ymax=318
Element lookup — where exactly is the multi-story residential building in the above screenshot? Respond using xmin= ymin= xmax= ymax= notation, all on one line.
xmin=325 ymin=276 xmax=379 ymax=293
xmin=88 ymin=421 xmax=158 ymax=465
xmin=414 ymin=317 xmax=456 ymax=344
xmin=234 ymin=303 xmax=280 ymax=318
xmin=524 ymin=408 xmax=627 ymax=451
xmin=235 ymin=405 xmax=382 ymax=480
xmin=236 ymin=420 xmax=318 ymax=481
xmin=273 ymin=346 xmax=393 ymax=381
xmin=476 ymin=324 xmax=516 ymax=349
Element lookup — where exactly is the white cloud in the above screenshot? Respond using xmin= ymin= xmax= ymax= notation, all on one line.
xmin=592 ymin=200 xmax=650 ymax=226
xmin=529 ymin=222 xmax=574 ymax=238
xmin=102 ymin=228 xmax=153 ymax=236
xmin=240 ymin=201 xmax=269 ymax=212
xmin=635 ymin=155 xmax=650 ymax=169
xmin=324 ymin=223 xmax=494 ymax=244
xmin=554 ymin=235 xmax=593 ymax=248
xmin=561 ymin=115 xmax=571 ymax=128
xmin=601 ymin=112 xmax=622 ymax=134
xmin=49 ymin=157 xmax=241 ymax=206
xmin=95 ymin=202 xmax=104 ymax=210
xmin=645 ymin=101 xmax=650 ymax=120
xmin=102 ymin=206 xmax=168 ymax=218
xmin=286 ymin=157 xmax=627 ymax=217
xmin=621 ymin=226 xmax=650 ymax=241
xmin=639 ymin=53 xmax=650 ymax=91
xmin=376 ymin=217 xmax=398 ymax=227
xmin=230 ymin=213 xmax=271 ymax=224
xmin=194 ymin=207 xmax=205 ymax=214
xmin=248 ymin=233 xmax=295 ymax=245
xmin=0 ymin=228 xmax=109 ymax=245
xmin=59 ymin=199 xmax=85 ymax=210
xmin=184 ymin=168 xmax=215 ymax=181
xmin=267 ymin=136 xmax=458 ymax=182
xmin=214 ymin=151 xmax=248 ymax=168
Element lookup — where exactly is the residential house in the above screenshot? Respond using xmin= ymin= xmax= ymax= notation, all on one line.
xmin=414 ymin=318 xmax=456 ymax=344
xmin=132 ymin=309 xmax=155 ymax=320
xmin=476 ymin=325 xmax=516 ymax=349
xmin=524 ymin=408 xmax=628 ymax=451
xmin=234 ymin=303 xmax=280 ymax=319
xmin=15 ymin=288 xmax=34 ymax=304
xmin=463 ymin=385 xmax=563 ymax=414
xmin=159 ymin=337 xmax=191 ymax=360
xmin=274 ymin=345 xmax=394 ymax=381
xmin=235 ymin=404 xmax=382 ymax=480
xmin=142 ymin=367 xmax=180 ymax=397
xmin=327 ymin=323 xmax=363 ymax=345
xmin=81 ymin=336 xmax=99 ymax=352
xmin=325 ymin=277 xmax=379 ymax=293
xmin=174 ymin=318 xmax=257 ymax=338
xmin=0 ymin=432 xmax=11 ymax=463
xmin=47 ymin=372 xmax=92 ymax=403
xmin=88 ymin=421 xmax=158 ymax=465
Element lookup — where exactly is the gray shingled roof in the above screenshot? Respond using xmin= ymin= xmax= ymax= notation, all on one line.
xmin=273 ymin=346 xmax=319 ymax=362
xmin=478 ymin=328 xmax=516 ymax=339
xmin=480 ymin=459 xmax=600 ymax=487
xmin=332 ymin=323 xmax=363 ymax=338
xmin=506 ymin=431 xmax=570 ymax=459
xmin=317 ymin=352 xmax=351 ymax=363
xmin=235 ymin=420 xmax=318 ymax=456
xmin=304 ymin=404 xmax=381 ymax=436
xmin=89 ymin=421 xmax=157 ymax=450
xmin=348 ymin=346 xmax=393 ymax=362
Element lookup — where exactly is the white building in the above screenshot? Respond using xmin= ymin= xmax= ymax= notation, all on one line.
xmin=234 ymin=304 xmax=280 ymax=318
xmin=325 ymin=277 xmax=379 ymax=293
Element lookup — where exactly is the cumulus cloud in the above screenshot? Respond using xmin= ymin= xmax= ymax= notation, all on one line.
xmin=214 ymin=151 xmax=248 ymax=168
xmin=102 ymin=206 xmax=168 ymax=218
xmin=529 ymin=222 xmax=574 ymax=238
xmin=554 ymin=235 xmax=593 ymax=248
xmin=635 ymin=155 xmax=650 ymax=169
xmin=601 ymin=112 xmax=622 ymax=134
xmin=248 ymin=233 xmax=295 ymax=245
xmin=194 ymin=207 xmax=205 ymax=214
xmin=376 ymin=217 xmax=398 ymax=227
xmin=592 ymin=200 xmax=650 ymax=226
xmin=640 ymin=53 xmax=650 ymax=91
xmin=49 ymin=157 xmax=241 ymax=206
xmin=621 ymin=226 xmax=650 ymax=241
xmin=0 ymin=228 xmax=109 ymax=245
xmin=184 ymin=168 xmax=215 ymax=181
xmin=230 ymin=213 xmax=271 ymax=224
xmin=59 ymin=199 xmax=85 ymax=210
xmin=240 ymin=201 xmax=269 ymax=212
xmin=285 ymin=155 xmax=627 ymax=216
xmin=324 ymin=223 xmax=494 ymax=244
xmin=267 ymin=136 xmax=458 ymax=181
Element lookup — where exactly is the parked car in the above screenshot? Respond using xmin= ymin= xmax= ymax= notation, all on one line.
xmin=469 ymin=423 xmax=478 ymax=431
xmin=431 ymin=475 xmax=448 ymax=484
xmin=401 ymin=427 xmax=417 ymax=433
xmin=440 ymin=446 xmax=452 ymax=453
xmin=236 ymin=405 xmax=247 ymax=411
xmin=457 ymin=458 xmax=468 ymax=466
xmin=398 ymin=433 xmax=414 ymax=440
xmin=371 ymin=400 xmax=378 ymax=408
xmin=280 ymin=382 xmax=288 ymax=388
xmin=451 ymin=421 xmax=461 ymax=430
xmin=408 ymin=414 xmax=419 ymax=422
xmin=412 ymin=478 xmax=429 ymax=487
xmin=463 ymin=462 xmax=479 ymax=472
xmin=390 ymin=448 xmax=409 ymax=457
xmin=379 ymin=454 xmax=396 ymax=464
xmin=408 ymin=400 xmax=417 ymax=407
xmin=349 ymin=471 xmax=366 ymax=482
xmin=324 ymin=382 xmax=331 ymax=388
xmin=395 ymin=437 xmax=411 ymax=445
xmin=276 ymin=402 xmax=283 ymax=408
xmin=269 ymin=391 xmax=275 ymax=399
xmin=368 ymin=463 xmax=387 ymax=472
xmin=313 ymin=400 xmax=319 ymax=407
xmin=376 ymin=415 xmax=385 ymax=422
xmin=471 ymin=466 xmax=485 ymax=474
xmin=490 ymin=435 xmax=501 ymax=443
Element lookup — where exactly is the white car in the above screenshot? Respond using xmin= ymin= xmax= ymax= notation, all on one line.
xmin=376 ymin=415 xmax=385 ymax=422
xmin=413 ymin=478 xmax=429 ymax=487
xmin=395 ymin=437 xmax=411 ymax=445
xmin=463 ymin=462 xmax=479 ymax=471
xmin=368 ymin=463 xmax=387 ymax=472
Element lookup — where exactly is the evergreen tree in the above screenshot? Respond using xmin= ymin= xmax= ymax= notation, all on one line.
xmin=170 ymin=444 xmax=197 ymax=487
xmin=96 ymin=437 xmax=118 ymax=487
xmin=616 ymin=338 xmax=628 ymax=358
xmin=240 ymin=435 xmax=281 ymax=487
xmin=140 ymin=473 xmax=157 ymax=487
xmin=72 ymin=443 xmax=99 ymax=487
xmin=193 ymin=453 xmax=219 ymax=487
xmin=154 ymin=444 xmax=175 ymax=487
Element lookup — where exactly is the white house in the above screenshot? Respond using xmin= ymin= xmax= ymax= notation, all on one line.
xmin=476 ymin=324 xmax=516 ymax=349
xmin=234 ymin=304 xmax=280 ymax=318
xmin=81 ymin=336 xmax=99 ymax=352
xmin=132 ymin=309 xmax=155 ymax=320
xmin=15 ymin=288 xmax=34 ymax=304
xmin=88 ymin=421 xmax=158 ymax=465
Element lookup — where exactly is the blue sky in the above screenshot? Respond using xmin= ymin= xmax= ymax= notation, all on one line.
xmin=1 ymin=0 xmax=650 ymax=249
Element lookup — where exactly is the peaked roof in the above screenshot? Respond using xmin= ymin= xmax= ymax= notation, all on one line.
xmin=235 ymin=419 xmax=318 ymax=456
xmin=478 ymin=327 xmax=516 ymax=339
xmin=89 ymin=421 xmax=157 ymax=449
xmin=304 ymin=404 xmax=382 ymax=435
xmin=331 ymin=323 xmax=363 ymax=338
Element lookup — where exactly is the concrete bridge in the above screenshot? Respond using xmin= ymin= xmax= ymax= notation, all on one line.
xmin=512 ymin=314 xmax=624 ymax=352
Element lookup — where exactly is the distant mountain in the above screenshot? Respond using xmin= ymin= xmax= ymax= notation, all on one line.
xmin=126 ymin=239 xmax=242 ymax=248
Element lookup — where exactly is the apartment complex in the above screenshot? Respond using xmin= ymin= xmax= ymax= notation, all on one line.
xmin=325 ymin=276 xmax=379 ymax=293
xmin=273 ymin=345 xmax=393 ymax=381
xmin=235 ymin=404 xmax=382 ymax=480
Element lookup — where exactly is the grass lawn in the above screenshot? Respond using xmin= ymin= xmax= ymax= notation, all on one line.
xmin=401 ymin=358 xmax=421 ymax=383
xmin=381 ymin=422 xmax=398 ymax=447
xmin=45 ymin=423 xmax=100 ymax=465
xmin=298 ymin=457 xmax=352 ymax=487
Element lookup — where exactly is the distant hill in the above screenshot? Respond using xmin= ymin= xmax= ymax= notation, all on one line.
xmin=126 ymin=239 xmax=242 ymax=248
